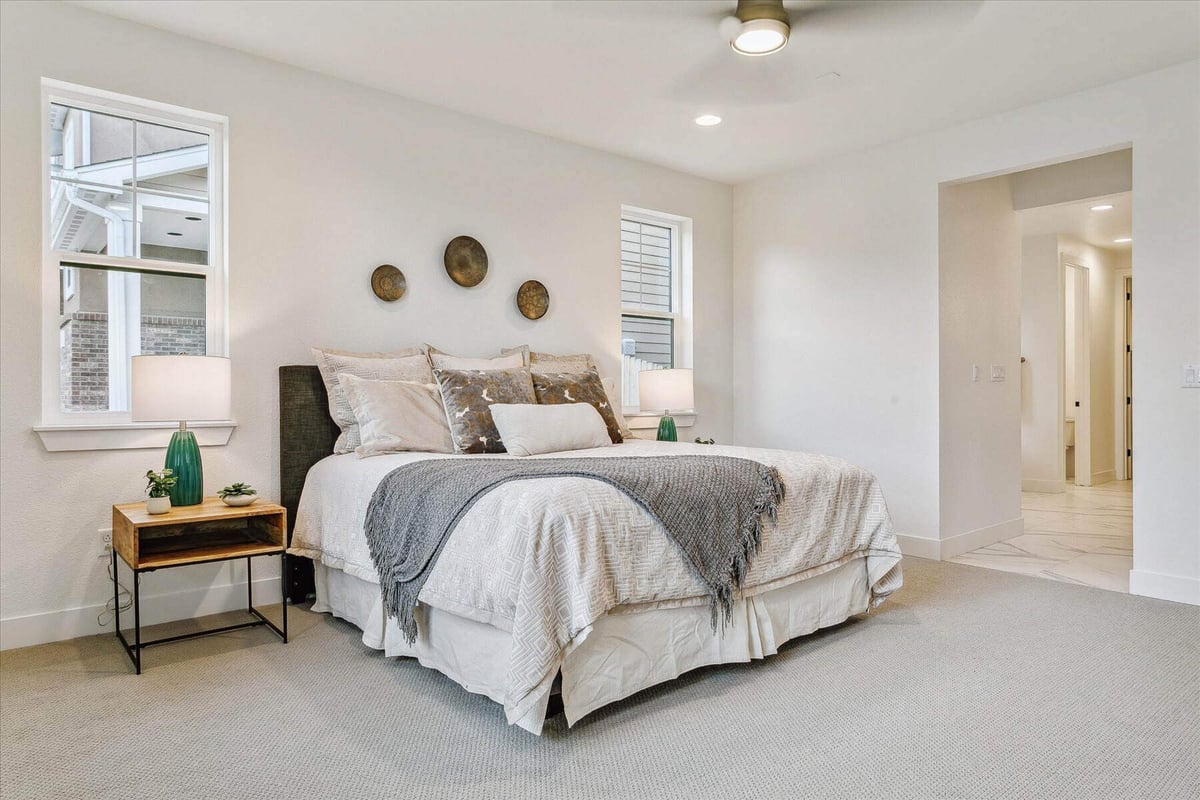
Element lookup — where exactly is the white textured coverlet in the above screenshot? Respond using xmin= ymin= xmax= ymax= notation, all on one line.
xmin=290 ymin=439 xmax=902 ymax=727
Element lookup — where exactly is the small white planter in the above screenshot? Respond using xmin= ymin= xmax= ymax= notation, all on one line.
xmin=221 ymin=494 xmax=258 ymax=507
xmin=145 ymin=496 xmax=171 ymax=515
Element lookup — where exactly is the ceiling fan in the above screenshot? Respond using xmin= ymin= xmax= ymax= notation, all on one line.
xmin=554 ymin=1 xmax=983 ymax=107
xmin=719 ymin=0 xmax=793 ymax=56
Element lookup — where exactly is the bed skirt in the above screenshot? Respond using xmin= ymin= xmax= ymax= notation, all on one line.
xmin=312 ymin=556 xmax=872 ymax=734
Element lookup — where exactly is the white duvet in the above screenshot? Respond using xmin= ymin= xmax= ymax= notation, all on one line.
xmin=290 ymin=439 xmax=902 ymax=725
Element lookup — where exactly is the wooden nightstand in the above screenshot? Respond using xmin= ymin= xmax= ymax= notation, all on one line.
xmin=111 ymin=497 xmax=289 ymax=673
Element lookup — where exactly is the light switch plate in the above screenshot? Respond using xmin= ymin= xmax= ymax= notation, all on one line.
xmin=972 ymin=364 xmax=980 ymax=382
xmin=990 ymin=365 xmax=1006 ymax=382
xmin=1183 ymin=365 xmax=1200 ymax=388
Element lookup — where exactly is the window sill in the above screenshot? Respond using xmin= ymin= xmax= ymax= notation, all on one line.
xmin=34 ymin=420 xmax=237 ymax=452
xmin=624 ymin=411 xmax=697 ymax=431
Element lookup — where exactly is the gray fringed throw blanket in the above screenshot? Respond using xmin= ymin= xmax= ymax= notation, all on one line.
xmin=364 ymin=456 xmax=785 ymax=644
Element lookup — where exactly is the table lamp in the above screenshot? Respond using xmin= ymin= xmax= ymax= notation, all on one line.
xmin=638 ymin=368 xmax=694 ymax=442
xmin=131 ymin=355 xmax=231 ymax=506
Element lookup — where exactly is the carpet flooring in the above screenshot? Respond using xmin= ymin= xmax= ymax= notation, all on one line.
xmin=1 ymin=557 xmax=1197 ymax=800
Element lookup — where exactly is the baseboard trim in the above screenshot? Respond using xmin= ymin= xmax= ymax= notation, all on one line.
xmin=940 ymin=517 xmax=1025 ymax=560
xmin=1021 ymin=478 xmax=1065 ymax=493
xmin=1090 ymin=470 xmax=1116 ymax=486
xmin=0 ymin=576 xmax=283 ymax=651
xmin=1129 ymin=569 xmax=1200 ymax=606
xmin=895 ymin=534 xmax=941 ymax=560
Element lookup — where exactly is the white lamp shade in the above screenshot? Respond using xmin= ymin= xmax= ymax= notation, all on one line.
xmin=639 ymin=368 xmax=694 ymax=413
xmin=131 ymin=356 xmax=231 ymax=422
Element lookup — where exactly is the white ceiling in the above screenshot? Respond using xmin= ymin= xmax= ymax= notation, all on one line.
xmin=1018 ymin=192 xmax=1133 ymax=254
xmin=73 ymin=0 xmax=1200 ymax=184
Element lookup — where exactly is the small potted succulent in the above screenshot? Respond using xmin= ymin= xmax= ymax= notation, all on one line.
xmin=218 ymin=482 xmax=258 ymax=507
xmin=144 ymin=469 xmax=177 ymax=514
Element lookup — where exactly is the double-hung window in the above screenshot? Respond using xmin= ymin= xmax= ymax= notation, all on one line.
xmin=40 ymin=81 xmax=227 ymax=437
xmin=619 ymin=207 xmax=692 ymax=412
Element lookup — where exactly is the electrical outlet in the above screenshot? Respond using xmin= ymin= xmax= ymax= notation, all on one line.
xmin=99 ymin=528 xmax=113 ymax=556
xmin=990 ymin=364 xmax=1006 ymax=382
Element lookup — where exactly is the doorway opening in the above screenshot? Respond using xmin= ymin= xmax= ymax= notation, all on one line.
xmin=941 ymin=148 xmax=1134 ymax=593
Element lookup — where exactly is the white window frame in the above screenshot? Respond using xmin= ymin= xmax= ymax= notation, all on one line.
xmin=620 ymin=205 xmax=694 ymax=423
xmin=35 ymin=79 xmax=233 ymax=451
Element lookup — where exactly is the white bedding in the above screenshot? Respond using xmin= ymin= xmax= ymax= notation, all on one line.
xmin=291 ymin=439 xmax=903 ymax=727
xmin=314 ymin=558 xmax=872 ymax=733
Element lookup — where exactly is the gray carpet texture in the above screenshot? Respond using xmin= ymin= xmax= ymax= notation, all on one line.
xmin=1 ymin=557 xmax=1197 ymax=800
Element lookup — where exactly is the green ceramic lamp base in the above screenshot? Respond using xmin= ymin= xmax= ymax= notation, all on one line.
xmin=165 ymin=428 xmax=203 ymax=506
xmin=656 ymin=414 xmax=678 ymax=442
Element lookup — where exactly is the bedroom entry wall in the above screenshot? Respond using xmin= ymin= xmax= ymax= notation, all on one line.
xmin=733 ymin=60 xmax=1199 ymax=605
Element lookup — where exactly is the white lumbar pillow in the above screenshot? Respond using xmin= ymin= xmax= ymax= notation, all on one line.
xmin=338 ymin=373 xmax=454 ymax=456
xmin=489 ymin=403 xmax=612 ymax=457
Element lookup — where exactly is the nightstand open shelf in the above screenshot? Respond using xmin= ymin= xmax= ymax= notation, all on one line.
xmin=111 ymin=497 xmax=289 ymax=673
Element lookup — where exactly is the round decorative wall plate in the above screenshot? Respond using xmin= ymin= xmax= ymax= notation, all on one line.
xmin=517 ymin=279 xmax=550 ymax=320
xmin=444 ymin=235 xmax=489 ymax=287
xmin=371 ymin=264 xmax=407 ymax=302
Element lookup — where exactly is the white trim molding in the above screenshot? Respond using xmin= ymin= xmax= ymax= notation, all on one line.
xmin=940 ymin=517 xmax=1025 ymax=560
xmin=34 ymin=420 xmax=236 ymax=452
xmin=895 ymin=534 xmax=941 ymax=560
xmin=625 ymin=412 xmax=696 ymax=431
xmin=1129 ymin=569 xmax=1200 ymax=606
xmin=898 ymin=517 xmax=1025 ymax=561
xmin=0 ymin=573 xmax=280 ymax=650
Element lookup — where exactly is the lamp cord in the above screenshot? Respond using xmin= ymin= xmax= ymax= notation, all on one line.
xmin=96 ymin=552 xmax=133 ymax=627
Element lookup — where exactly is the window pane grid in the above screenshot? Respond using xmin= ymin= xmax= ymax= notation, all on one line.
xmin=620 ymin=218 xmax=673 ymax=313
xmin=49 ymin=103 xmax=211 ymax=266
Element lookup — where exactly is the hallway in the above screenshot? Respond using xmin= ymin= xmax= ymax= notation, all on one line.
xmin=950 ymin=481 xmax=1133 ymax=592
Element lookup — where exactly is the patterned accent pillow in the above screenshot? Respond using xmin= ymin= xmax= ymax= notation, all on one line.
xmin=434 ymin=367 xmax=536 ymax=454
xmin=312 ymin=347 xmax=432 ymax=453
xmin=502 ymin=346 xmax=633 ymax=437
xmin=532 ymin=369 xmax=624 ymax=444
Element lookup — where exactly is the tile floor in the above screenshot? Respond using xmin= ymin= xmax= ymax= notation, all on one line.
xmin=950 ymin=480 xmax=1133 ymax=593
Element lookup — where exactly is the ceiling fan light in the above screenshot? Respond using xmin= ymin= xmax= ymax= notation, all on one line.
xmin=731 ymin=19 xmax=789 ymax=56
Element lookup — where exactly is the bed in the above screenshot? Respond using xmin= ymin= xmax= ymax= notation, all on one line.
xmin=280 ymin=366 xmax=903 ymax=734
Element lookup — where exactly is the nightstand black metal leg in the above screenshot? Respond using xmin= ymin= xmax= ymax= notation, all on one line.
xmin=132 ymin=570 xmax=142 ymax=674
xmin=112 ymin=548 xmax=120 ymax=655
xmin=247 ymin=556 xmax=253 ymax=610
xmin=281 ymin=552 xmax=288 ymax=643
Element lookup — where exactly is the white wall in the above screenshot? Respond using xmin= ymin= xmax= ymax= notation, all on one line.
xmin=0 ymin=2 xmax=734 ymax=647
xmin=1009 ymin=150 xmax=1132 ymax=210
xmin=734 ymin=60 xmax=1199 ymax=603
xmin=938 ymin=176 xmax=1023 ymax=555
xmin=1020 ymin=234 xmax=1063 ymax=491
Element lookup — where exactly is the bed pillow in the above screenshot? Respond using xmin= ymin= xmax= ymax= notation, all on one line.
xmin=434 ymin=367 xmax=536 ymax=454
xmin=503 ymin=346 xmax=633 ymax=438
xmin=532 ymin=368 xmax=624 ymax=444
xmin=489 ymin=403 xmax=611 ymax=457
xmin=426 ymin=345 xmax=526 ymax=372
xmin=501 ymin=346 xmax=593 ymax=374
xmin=312 ymin=347 xmax=433 ymax=453
xmin=338 ymin=374 xmax=454 ymax=457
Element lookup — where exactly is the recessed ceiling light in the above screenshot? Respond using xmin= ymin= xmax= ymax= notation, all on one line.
xmin=1114 ymin=237 xmax=1132 ymax=244
xmin=1090 ymin=204 xmax=1114 ymax=211
xmin=184 ymin=216 xmax=202 ymax=221
xmin=167 ymin=231 xmax=183 ymax=236
xmin=694 ymin=114 xmax=722 ymax=127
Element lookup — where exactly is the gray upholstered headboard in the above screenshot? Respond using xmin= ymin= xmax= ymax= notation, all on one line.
xmin=279 ymin=365 xmax=339 ymax=601
xmin=278 ymin=365 xmax=339 ymax=533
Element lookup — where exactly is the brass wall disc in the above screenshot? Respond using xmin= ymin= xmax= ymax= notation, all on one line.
xmin=371 ymin=264 xmax=407 ymax=301
xmin=444 ymin=235 xmax=488 ymax=287
xmin=517 ymin=280 xmax=550 ymax=320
